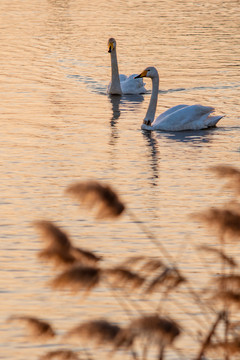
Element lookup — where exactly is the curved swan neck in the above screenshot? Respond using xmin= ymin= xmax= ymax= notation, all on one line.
xmin=109 ymin=50 xmax=122 ymax=95
xmin=144 ymin=74 xmax=159 ymax=124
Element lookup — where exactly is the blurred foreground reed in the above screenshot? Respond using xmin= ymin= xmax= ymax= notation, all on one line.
xmin=9 ymin=165 xmax=240 ymax=360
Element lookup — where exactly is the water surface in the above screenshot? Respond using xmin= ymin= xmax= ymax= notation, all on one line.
xmin=0 ymin=0 xmax=239 ymax=358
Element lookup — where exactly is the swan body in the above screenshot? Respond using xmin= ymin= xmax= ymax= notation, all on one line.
xmin=135 ymin=67 xmax=224 ymax=131
xmin=107 ymin=38 xmax=147 ymax=95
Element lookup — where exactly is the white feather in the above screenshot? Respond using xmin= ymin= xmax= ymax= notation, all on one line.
xmin=138 ymin=67 xmax=224 ymax=131
xmin=107 ymin=38 xmax=147 ymax=95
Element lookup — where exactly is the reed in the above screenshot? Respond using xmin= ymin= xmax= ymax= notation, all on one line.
xmin=193 ymin=207 xmax=240 ymax=239
xmin=210 ymin=165 xmax=240 ymax=196
xmin=8 ymin=315 xmax=55 ymax=340
xmin=65 ymin=319 xmax=121 ymax=345
xmin=65 ymin=180 xmax=125 ymax=219
xmin=9 ymin=165 xmax=240 ymax=360
xmin=34 ymin=220 xmax=101 ymax=268
xmin=103 ymin=267 xmax=146 ymax=291
xmin=145 ymin=267 xmax=186 ymax=295
xmin=197 ymin=245 xmax=237 ymax=269
xmin=39 ymin=349 xmax=80 ymax=360
xmin=50 ymin=265 xmax=101 ymax=294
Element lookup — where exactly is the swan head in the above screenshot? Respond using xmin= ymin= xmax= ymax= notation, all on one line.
xmin=108 ymin=38 xmax=116 ymax=53
xmin=135 ymin=66 xmax=158 ymax=79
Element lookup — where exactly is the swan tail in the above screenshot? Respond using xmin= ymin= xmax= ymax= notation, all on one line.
xmin=206 ymin=115 xmax=224 ymax=128
xmin=121 ymin=74 xmax=147 ymax=94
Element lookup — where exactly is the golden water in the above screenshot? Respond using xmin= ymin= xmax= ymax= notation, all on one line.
xmin=1 ymin=0 xmax=239 ymax=358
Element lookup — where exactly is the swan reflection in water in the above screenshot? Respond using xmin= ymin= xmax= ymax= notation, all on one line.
xmin=142 ymin=130 xmax=160 ymax=187
xmin=109 ymin=94 xmax=144 ymax=123
xmin=153 ymin=128 xmax=218 ymax=144
xmin=108 ymin=94 xmax=144 ymax=146
xmin=141 ymin=127 xmax=219 ymax=187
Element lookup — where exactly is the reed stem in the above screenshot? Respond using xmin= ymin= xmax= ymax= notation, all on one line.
xmin=195 ymin=311 xmax=225 ymax=360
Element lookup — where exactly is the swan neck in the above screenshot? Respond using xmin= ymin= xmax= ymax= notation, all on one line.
xmin=109 ymin=50 xmax=122 ymax=95
xmin=144 ymin=75 xmax=159 ymax=124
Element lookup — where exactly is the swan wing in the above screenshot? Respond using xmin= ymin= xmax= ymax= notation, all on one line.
xmin=155 ymin=104 xmax=189 ymax=121
xmin=119 ymin=74 xmax=128 ymax=82
xmin=152 ymin=105 xmax=220 ymax=131
xmin=120 ymin=74 xmax=147 ymax=95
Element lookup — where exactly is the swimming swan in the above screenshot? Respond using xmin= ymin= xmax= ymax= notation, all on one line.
xmin=135 ymin=67 xmax=224 ymax=131
xmin=107 ymin=38 xmax=147 ymax=95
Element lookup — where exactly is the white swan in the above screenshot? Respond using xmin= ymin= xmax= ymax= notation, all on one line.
xmin=135 ymin=67 xmax=224 ymax=131
xmin=107 ymin=38 xmax=147 ymax=95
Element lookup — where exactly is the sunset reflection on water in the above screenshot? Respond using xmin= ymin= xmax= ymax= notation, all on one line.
xmin=0 ymin=0 xmax=239 ymax=358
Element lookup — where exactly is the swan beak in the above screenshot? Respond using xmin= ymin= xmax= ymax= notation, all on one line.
xmin=134 ymin=70 xmax=148 ymax=79
xmin=108 ymin=42 xmax=113 ymax=53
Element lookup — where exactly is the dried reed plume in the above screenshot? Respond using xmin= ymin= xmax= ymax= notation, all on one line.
xmin=34 ymin=221 xmax=100 ymax=267
xmin=211 ymin=165 xmax=240 ymax=195
xmin=34 ymin=220 xmax=71 ymax=250
xmin=50 ymin=265 xmax=101 ymax=294
xmin=207 ymin=339 xmax=240 ymax=356
xmin=8 ymin=315 xmax=55 ymax=340
xmin=38 ymin=248 xmax=77 ymax=268
xmin=113 ymin=328 xmax=136 ymax=350
xmin=104 ymin=266 xmax=145 ymax=290
xmin=120 ymin=255 xmax=148 ymax=267
xmin=193 ymin=207 xmax=240 ymax=239
xmin=65 ymin=180 xmax=125 ymax=219
xmin=197 ymin=245 xmax=237 ymax=268
xmin=145 ymin=267 xmax=186 ymax=294
xmin=121 ymin=256 xmax=164 ymax=273
xmin=70 ymin=247 xmax=101 ymax=265
xmin=214 ymin=274 xmax=240 ymax=290
xmin=65 ymin=319 xmax=121 ymax=346
xmin=39 ymin=349 xmax=80 ymax=360
xmin=212 ymin=290 xmax=240 ymax=309
xmin=128 ymin=314 xmax=181 ymax=346
xmin=211 ymin=165 xmax=240 ymax=178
